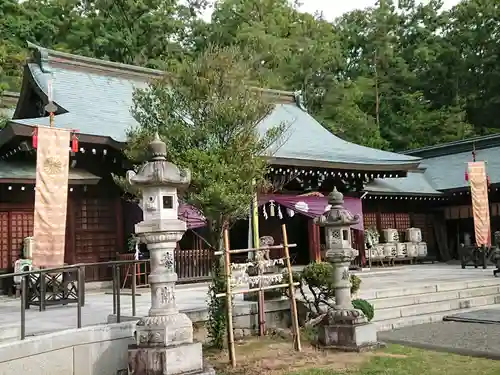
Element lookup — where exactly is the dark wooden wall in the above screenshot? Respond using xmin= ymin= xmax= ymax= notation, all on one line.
xmin=0 ymin=183 xmax=123 ymax=281
xmin=362 ymin=199 xmax=441 ymax=254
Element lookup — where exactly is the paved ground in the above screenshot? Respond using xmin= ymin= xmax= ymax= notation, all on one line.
xmin=445 ymin=308 xmax=500 ymax=324
xmin=0 ymin=283 xmax=220 ymax=335
xmin=0 ymin=264 xmax=498 ymax=337
xmin=378 ymin=316 xmax=500 ymax=359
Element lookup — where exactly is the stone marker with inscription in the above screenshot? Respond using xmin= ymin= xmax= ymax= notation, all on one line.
xmin=126 ymin=134 xmax=215 ymax=375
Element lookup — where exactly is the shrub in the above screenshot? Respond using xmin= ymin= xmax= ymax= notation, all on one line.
xmin=352 ymin=298 xmax=375 ymax=322
xmin=298 ymin=262 xmax=336 ymax=316
xmin=206 ymin=256 xmax=228 ymax=349
xmin=282 ymin=263 xmax=371 ymax=322
xmin=350 ymin=274 xmax=362 ymax=295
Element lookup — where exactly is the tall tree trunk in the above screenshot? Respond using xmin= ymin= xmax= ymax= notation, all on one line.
xmin=374 ymin=50 xmax=381 ymax=133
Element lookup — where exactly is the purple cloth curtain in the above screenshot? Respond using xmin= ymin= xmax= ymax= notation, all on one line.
xmin=258 ymin=194 xmax=364 ymax=231
xmin=178 ymin=203 xmax=206 ymax=229
xmin=134 ymin=203 xmax=206 ymax=230
xmin=178 ymin=194 xmax=364 ymax=231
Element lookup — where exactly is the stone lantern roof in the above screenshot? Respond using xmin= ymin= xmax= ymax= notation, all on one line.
xmin=126 ymin=133 xmax=191 ymax=189
xmin=316 ymin=187 xmax=359 ymax=227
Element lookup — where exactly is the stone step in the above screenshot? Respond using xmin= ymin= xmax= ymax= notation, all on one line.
xmin=369 ymin=285 xmax=500 ymax=310
xmin=375 ymin=305 xmax=500 ymax=332
xmin=359 ymin=278 xmax=500 ymax=300
xmin=373 ymin=294 xmax=500 ymax=323
xmin=0 ymin=325 xmax=20 ymax=343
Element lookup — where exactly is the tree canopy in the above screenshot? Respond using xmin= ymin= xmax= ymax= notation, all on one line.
xmin=1 ymin=0 xmax=500 ymax=151
xmin=123 ymin=45 xmax=285 ymax=237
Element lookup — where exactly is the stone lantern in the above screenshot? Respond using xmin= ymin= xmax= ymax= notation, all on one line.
xmin=126 ymin=134 xmax=214 ymax=375
xmin=315 ymin=187 xmax=377 ymax=350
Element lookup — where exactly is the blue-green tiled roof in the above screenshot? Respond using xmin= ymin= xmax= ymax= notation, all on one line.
xmin=364 ymin=171 xmax=442 ymax=195
xmin=14 ymin=63 xmax=148 ymax=142
xmin=0 ymin=161 xmax=100 ymax=183
xmin=418 ymin=146 xmax=500 ymax=190
xmin=11 ymin=44 xmax=420 ymax=169
xmin=260 ymin=104 xmax=420 ymax=166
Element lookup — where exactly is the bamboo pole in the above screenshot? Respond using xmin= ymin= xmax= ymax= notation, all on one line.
xmin=251 ymin=191 xmax=265 ymax=336
xmin=223 ymin=229 xmax=236 ymax=367
xmin=282 ymin=224 xmax=302 ymax=352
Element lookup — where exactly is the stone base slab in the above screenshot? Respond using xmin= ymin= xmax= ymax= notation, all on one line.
xmin=318 ymin=323 xmax=378 ymax=351
xmin=135 ymin=312 xmax=194 ymax=347
xmin=128 ymin=342 xmax=209 ymax=375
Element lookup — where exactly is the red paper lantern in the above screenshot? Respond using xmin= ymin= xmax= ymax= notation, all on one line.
xmin=32 ymin=128 xmax=38 ymax=149
xmin=465 ymin=170 xmax=469 ymax=182
xmin=71 ymin=133 xmax=79 ymax=153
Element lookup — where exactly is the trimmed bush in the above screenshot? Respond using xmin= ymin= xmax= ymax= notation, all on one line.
xmin=352 ymin=298 xmax=375 ymax=322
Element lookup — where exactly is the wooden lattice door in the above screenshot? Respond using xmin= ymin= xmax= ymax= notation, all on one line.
xmin=10 ymin=212 xmax=34 ymax=263
xmin=380 ymin=213 xmax=396 ymax=229
xmin=74 ymin=198 xmax=117 ymax=281
xmin=0 ymin=213 xmax=9 ymax=269
xmin=395 ymin=213 xmax=410 ymax=241
xmin=363 ymin=212 xmax=377 ymax=230
xmin=0 ymin=211 xmax=34 ymax=270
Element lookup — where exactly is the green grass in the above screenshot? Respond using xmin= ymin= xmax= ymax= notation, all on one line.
xmin=288 ymin=345 xmax=500 ymax=375
xmin=208 ymin=334 xmax=500 ymax=375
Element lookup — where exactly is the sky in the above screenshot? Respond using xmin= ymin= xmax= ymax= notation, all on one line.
xmin=202 ymin=0 xmax=462 ymax=22
xmin=296 ymin=0 xmax=461 ymax=20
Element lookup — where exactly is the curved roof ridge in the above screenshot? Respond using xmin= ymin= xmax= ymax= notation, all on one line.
xmin=26 ymin=42 xmax=299 ymax=102
xmin=27 ymin=41 xmax=165 ymax=79
xmin=404 ymin=133 xmax=500 ymax=158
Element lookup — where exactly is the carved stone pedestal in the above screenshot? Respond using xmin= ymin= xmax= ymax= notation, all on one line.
xmin=128 ymin=343 xmax=215 ymax=375
xmin=317 ymin=308 xmax=378 ymax=351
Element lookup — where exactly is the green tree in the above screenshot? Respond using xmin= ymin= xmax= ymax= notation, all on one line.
xmin=123 ymin=45 xmax=285 ymax=348
xmin=334 ymin=0 xmax=472 ymax=150
xmin=0 ymin=0 xmax=30 ymax=93
xmin=433 ymin=0 xmax=500 ymax=132
xmin=62 ymin=0 xmax=205 ymax=69
xmin=0 ymin=0 xmax=203 ymax=83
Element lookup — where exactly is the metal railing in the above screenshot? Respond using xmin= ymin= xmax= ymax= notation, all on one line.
xmin=0 ymin=259 xmax=150 ymax=340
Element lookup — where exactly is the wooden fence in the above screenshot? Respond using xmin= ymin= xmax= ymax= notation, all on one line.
xmin=175 ymin=248 xmax=213 ymax=282
xmin=117 ymin=248 xmax=214 ymax=285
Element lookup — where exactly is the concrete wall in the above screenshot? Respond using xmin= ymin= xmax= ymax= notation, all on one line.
xmin=108 ymin=298 xmax=293 ymax=341
xmin=0 ymin=299 xmax=292 ymax=375
xmin=0 ymin=322 xmax=136 ymax=375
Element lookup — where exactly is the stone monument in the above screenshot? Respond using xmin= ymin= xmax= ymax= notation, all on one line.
xmin=126 ymin=134 xmax=214 ymax=375
xmin=315 ymin=187 xmax=378 ymax=351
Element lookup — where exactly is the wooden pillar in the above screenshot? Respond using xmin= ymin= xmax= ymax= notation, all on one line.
xmin=376 ymin=202 xmax=382 ymax=233
xmin=356 ymin=230 xmax=366 ymax=267
xmin=307 ymin=219 xmax=321 ymax=263
xmin=314 ymin=223 xmax=321 ymax=262
xmin=307 ymin=219 xmax=315 ymax=263
xmin=115 ymin=197 xmax=124 ymax=254
xmin=65 ymin=197 xmax=76 ymax=265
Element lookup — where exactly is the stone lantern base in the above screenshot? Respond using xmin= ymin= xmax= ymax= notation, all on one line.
xmin=128 ymin=344 xmax=216 ymax=375
xmin=127 ymin=312 xmax=216 ymax=375
xmin=317 ymin=308 xmax=379 ymax=352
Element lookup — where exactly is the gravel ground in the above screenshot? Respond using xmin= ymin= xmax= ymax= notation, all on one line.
xmin=379 ymin=321 xmax=500 ymax=359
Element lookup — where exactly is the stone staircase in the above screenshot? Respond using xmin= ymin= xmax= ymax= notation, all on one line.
xmin=362 ymin=278 xmax=500 ymax=331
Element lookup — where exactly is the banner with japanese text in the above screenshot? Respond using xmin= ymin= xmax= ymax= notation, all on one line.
xmin=33 ymin=126 xmax=70 ymax=267
xmin=468 ymin=161 xmax=491 ymax=247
